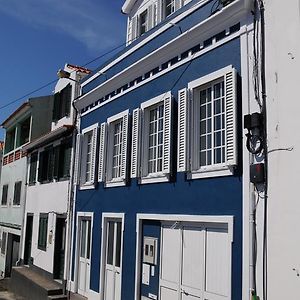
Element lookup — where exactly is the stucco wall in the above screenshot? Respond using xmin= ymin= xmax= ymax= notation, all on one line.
xmin=264 ymin=0 xmax=300 ymax=298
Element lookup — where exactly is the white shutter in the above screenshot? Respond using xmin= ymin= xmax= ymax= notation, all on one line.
xmin=120 ymin=113 xmax=129 ymax=180
xmin=90 ymin=127 xmax=98 ymax=183
xmin=147 ymin=5 xmax=153 ymax=30
xmin=157 ymin=0 xmax=163 ymax=22
xmin=153 ymin=3 xmax=158 ymax=26
xmin=98 ymin=122 xmax=107 ymax=182
xmin=177 ymin=88 xmax=189 ymax=172
xmin=225 ymin=68 xmax=237 ymax=166
xmin=174 ymin=0 xmax=182 ymax=11
xmin=131 ymin=15 xmax=138 ymax=41
xmin=131 ymin=108 xmax=141 ymax=178
xmin=74 ymin=134 xmax=82 ymax=185
xmin=163 ymin=92 xmax=172 ymax=174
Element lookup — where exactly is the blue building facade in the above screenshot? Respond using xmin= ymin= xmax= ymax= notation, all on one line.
xmin=71 ymin=1 xmax=253 ymax=299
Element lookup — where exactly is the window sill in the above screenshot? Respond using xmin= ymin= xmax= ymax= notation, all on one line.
xmin=140 ymin=173 xmax=170 ymax=184
xmin=79 ymin=183 xmax=96 ymax=190
xmin=0 ymin=205 xmax=8 ymax=208
xmin=188 ymin=165 xmax=234 ymax=180
xmin=105 ymin=179 xmax=126 ymax=188
xmin=12 ymin=205 xmax=21 ymax=208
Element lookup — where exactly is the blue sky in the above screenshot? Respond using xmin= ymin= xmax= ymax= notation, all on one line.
xmin=0 ymin=0 xmax=127 ymax=140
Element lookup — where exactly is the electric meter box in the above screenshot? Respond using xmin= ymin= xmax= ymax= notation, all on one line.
xmin=143 ymin=236 xmax=158 ymax=265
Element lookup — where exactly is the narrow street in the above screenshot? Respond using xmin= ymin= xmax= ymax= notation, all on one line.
xmin=0 ymin=279 xmax=24 ymax=300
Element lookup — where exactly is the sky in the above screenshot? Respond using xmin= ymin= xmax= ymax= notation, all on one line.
xmin=0 ymin=0 xmax=127 ymax=140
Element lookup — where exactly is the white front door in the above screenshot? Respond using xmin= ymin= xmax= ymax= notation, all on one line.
xmin=78 ymin=219 xmax=91 ymax=296
xmin=159 ymin=224 xmax=230 ymax=300
xmin=104 ymin=220 xmax=122 ymax=300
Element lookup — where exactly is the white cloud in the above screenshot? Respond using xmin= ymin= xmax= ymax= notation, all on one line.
xmin=0 ymin=0 xmax=126 ymax=52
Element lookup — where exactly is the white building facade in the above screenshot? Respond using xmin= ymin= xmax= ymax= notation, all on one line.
xmin=0 ymin=96 xmax=53 ymax=278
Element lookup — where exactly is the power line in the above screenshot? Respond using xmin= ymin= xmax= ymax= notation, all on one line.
xmin=0 ymin=40 xmax=128 ymax=112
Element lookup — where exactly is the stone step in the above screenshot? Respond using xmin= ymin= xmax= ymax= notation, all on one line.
xmin=48 ymin=295 xmax=68 ymax=300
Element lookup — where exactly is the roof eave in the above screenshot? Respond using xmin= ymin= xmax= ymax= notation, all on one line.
xmin=122 ymin=0 xmax=137 ymax=14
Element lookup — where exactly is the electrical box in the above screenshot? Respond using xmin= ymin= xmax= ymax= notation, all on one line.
xmin=143 ymin=237 xmax=158 ymax=265
xmin=250 ymin=163 xmax=265 ymax=184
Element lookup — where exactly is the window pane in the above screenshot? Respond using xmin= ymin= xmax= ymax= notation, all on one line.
xmin=13 ymin=181 xmax=22 ymax=206
xmin=87 ymin=220 xmax=91 ymax=259
xmin=38 ymin=215 xmax=48 ymax=250
xmin=1 ymin=232 xmax=7 ymax=255
xmin=18 ymin=117 xmax=31 ymax=147
xmin=80 ymin=220 xmax=87 ymax=257
xmin=115 ymin=222 xmax=122 ymax=268
xmin=147 ymin=104 xmax=164 ymax=174
xmin=107 ymin=221 xmax=114 ymax=265
xmin=1 ymin=185 xmax=8 ymax=206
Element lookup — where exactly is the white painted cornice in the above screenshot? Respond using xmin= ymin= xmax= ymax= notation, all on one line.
xmin=76 ymin=0 xmax=250 ymax=111
xmin=122 ymin=0 xmax=138 ymax=14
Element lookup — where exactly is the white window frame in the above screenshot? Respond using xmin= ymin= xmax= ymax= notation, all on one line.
xmin=134 ymin=214 xmax=234 ymax=300
xmin=132 ymin=92 xmax=173 ymax=184
xmin=99 ymin=213 xmax=125 ymax=300
xmin=99 ymin=110 xmax=130 ymax=188
xmin=178 ymin=65 xmax=237 ymax=179
xmin=163 ymin=0 xmax=176 ymax=18
xmin=74 ymin=212 xmax=94 ymax=295
xmin=79 ymin=123 xmax=98 ymax=189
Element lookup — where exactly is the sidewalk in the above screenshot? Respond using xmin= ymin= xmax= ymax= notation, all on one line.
xmin=0 ymin=278 xmax=25 ymax=300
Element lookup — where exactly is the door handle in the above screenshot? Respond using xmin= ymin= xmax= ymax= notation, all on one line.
xmin=181 ymin=289 xmax=189 ymax=296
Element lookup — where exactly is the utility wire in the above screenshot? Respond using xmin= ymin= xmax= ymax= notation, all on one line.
xmin=0 ymin=40 xmax=128 ymax=112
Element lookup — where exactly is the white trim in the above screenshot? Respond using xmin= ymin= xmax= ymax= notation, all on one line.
xmin=104 ymin=110 xmax=130 ymax=187
xmin=188 ymin=65 xmax=234 ymax=89
xmin=240 ymin=21 xmax=255 ymax=300
xmin=87 ymin=0 xmax=212 ymax=85
xmin=79 ymin=123 xmax=99 ymax=188
xmin=74 ymin=212 xmax=94 ymax=296
xmin=78 ymin=0 xmax=248 ymax=112
xmin=188 ymin=167 xmax=234 ymax=179
xmin=99 ymin=213 xmax=125 ymax=300
xmin=134 ymin=214 xmax=234 ymax=300
xmin=81 ymin=123 xmax=98 ymax=134
xmin=79 ymin=184 xmax=96 ymax=190
xmin=80 ymin=28 xmax=242 ymax=117
xmin=141 ymin=92 xmax=168 ymax=109
xmin=107 ymin=109 xmax=130 ymax=124
xmin=139 ymin=174 xmax=170 ymax=184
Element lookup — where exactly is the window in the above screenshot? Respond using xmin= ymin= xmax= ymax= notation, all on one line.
xmin=57 ymin=138 xmax=72 ymax=179
xmin=38 ymin=146 xmax=54 ymax=182
xmin=98 ymin=110 xmax=129 ymax=187
xmin=75 ymin=124 xmax=98 ymax=187
xmin=131 ymin=92 xmax=173 ymax=184
xmin=164 ymin=0 xmax=175 ymax=18
xmin=1 ymin=232 xmax=7 ymax=255
xmin=29 ymin=152 xmax=38 ymax=184
xmin=53 ymin=84 xmax=72 ymax=122
xmin=1 ymin=185 xmax=8 ymax=206
xmin=38 ymin=214 xmax=48 ymax=251
xmin=139 ymin=10 xmax=148 ymax=35
xmin=17 ymin=116 xmax=31 ymax=147
xmin=177 ymin=66 xmax=238 ymax=178
xmin=37 ymin=139 xmax=72 ymax=183
xmin=4 ymin=128 xmax=16 ymax=154
xmin=13 ymin=181 xmax=22 ymax=206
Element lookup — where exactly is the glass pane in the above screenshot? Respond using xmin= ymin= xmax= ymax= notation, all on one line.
xmin=200 ymin=90 xmax=206 ymax=104
xmin=107 ymin=221 xmax=114 ymax=265
xmin=87 ymin=220 xmax=91 ymax=259
xmin=214 ymin=99 xmax=221 ymax=114
xmin=200 ymin=136 xmax=206 ymax=151
xmin=200 ymin=152 xmax=206 ymax=166
xmin=200 ymin=106 xmax=206 ymax=119
xmin=207 ymin=150 xmax=212 ymax=165
xmin=200 ymin=121 xmax=206 ymax=134
xmin=157 ymin=158 xmax=163 ymax=172
xmin=80 ymin=220 xmax=86 ymax=258
xmin=214 ymin=83 xmax=221 ymax=98
xmin=115 ymin=222 xmax=122 ymax=268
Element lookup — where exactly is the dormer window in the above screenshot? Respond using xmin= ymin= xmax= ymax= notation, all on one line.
xmin=164 ymin=0 xmax=175 ymax=18
xmin=139 ymin=10 xmax=148 ymax=35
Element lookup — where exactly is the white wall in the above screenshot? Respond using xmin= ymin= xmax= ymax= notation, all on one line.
xmin=22 ymin=179 xmax=69 ymax=274
xmin=0 ymin=157 xmax=27 ymax=227
xmin=264 ymin=0 xmax=300 ymax=299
